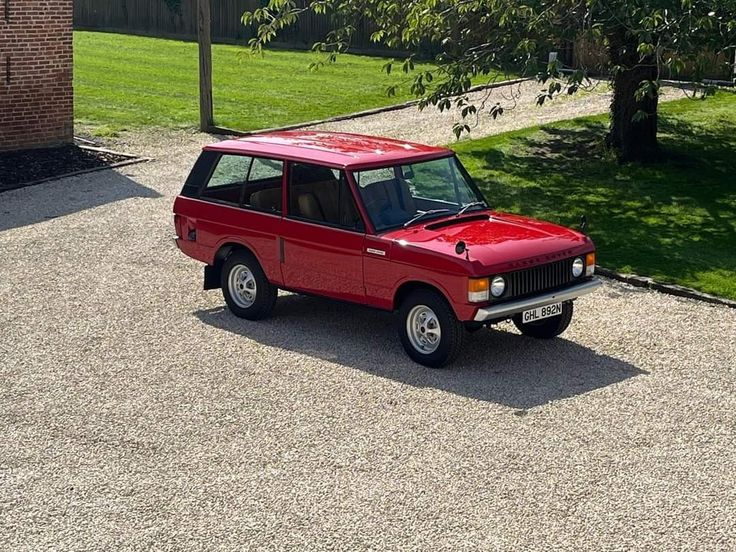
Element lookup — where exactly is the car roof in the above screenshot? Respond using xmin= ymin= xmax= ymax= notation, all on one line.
xmin=203 ymin=131 xmax=453 ymax=170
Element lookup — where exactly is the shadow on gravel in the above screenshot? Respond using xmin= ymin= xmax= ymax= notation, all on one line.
xmin=195 ymin=294 xmax=646 ymax=409
xmin=0 ymin=170 xmax=160 ymax=232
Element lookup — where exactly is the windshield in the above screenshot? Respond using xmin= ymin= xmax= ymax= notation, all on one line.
xmin=352 ymin=156 xmax=487 ymax=231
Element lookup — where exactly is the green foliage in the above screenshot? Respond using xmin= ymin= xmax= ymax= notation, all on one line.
xmin=454 ymin=91 xmax=736 ymax=300
xmin=242 ymin=0 xmax=736 ymax=149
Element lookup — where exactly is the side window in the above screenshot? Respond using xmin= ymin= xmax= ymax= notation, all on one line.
xmin=242 ymin=158 xmax=284 ymax=213
xmin=249 ymin=158 xmax=283 ymax=181
xmin=207 ymin=155 xmax=251 ymax=188
xmin=289 ymin=162 xmax=364 ymax=230
xmin=200 ymin=154 xmax=251 ymax=205
xmin=353 ymin=167 xmax=417 ymax=226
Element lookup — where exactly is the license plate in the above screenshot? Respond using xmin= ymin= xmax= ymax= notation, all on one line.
xmin=522 ymin=302 xmax=562 ymax=323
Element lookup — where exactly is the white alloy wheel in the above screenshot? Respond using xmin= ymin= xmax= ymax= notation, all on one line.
xmin=406 ymin=304 xmax=442 ymax=354
xmin=228 ymin=264 xmax=257 ymax=308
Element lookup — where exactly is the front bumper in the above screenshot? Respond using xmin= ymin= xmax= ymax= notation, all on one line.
xmin=473 ymin=278 xmax=603 ymax=322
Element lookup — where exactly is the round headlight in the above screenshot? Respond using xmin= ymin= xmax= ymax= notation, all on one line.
xmin=572 ymin=257 xmax=584 ymax=277
xmin=491 ymin=276 xmax=506 ymax=297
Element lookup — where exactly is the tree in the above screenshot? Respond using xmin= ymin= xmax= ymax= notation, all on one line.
xmin=243 ymin=0 xmax=736 ymax=162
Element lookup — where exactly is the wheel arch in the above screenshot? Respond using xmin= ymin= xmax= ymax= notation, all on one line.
xmin=204 ymin=241 xmax=259 ymax=290
xmin=393 ymin=280 xmax=456 ymax=314
xmin=215 ymin=241 xmax=257 ymax=263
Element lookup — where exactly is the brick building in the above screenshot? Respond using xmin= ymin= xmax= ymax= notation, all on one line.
xmin=0 ymin=0 xmax=74 ymax=152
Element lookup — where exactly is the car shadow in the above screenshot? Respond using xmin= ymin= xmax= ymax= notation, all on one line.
xmin=0 ymin=169 xmax=161 ymax=232
xmin=194 ymin=293 xmax=646 ymax=410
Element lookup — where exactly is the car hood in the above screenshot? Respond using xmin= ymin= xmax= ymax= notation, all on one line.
xmin=383 ymin=211 xmax=593 ymax=274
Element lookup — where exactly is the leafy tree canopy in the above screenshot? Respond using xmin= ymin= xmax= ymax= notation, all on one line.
xmin=243 ymin=0 xmax=736 ymax=161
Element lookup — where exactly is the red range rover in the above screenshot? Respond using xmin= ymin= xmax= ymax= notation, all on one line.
xmin=174 ymin=131 xmax=601 ymax=367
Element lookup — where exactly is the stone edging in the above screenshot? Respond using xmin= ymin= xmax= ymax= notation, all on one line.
xmin=211 ymin=77 xmax=532 ymax=137
xmin=597 ymin=266 xmax=736 ymax=309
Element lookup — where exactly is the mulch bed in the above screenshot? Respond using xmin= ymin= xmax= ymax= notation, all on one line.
xmin=0 ymin=144 xmax=135 ymax=193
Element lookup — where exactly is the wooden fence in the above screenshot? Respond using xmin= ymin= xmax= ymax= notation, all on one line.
xmin=73 ymin=0 xmax=396 ymax=54
xmin=74 ymin=0 xmax=733 ymax=79
xmin=571 ymin=37 xmax=734 ymax=81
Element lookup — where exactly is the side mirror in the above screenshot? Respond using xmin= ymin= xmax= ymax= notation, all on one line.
xmin=455 ymin=241 xmax=467 ymax=255
xmin=579 ymin=214 xmax=588 ymax=234
xmin=400 ymin=166 xmax=415 ymax=180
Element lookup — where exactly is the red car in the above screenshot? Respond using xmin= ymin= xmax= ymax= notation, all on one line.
xmin=174 ymin=131 xmax=601 ymax=367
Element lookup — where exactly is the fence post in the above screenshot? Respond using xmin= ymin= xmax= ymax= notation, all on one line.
xmin=198 ymin=0 xmax=213 ymax=131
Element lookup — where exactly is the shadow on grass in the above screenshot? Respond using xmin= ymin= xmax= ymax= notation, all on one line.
xmin=460 ymin=115 xmax=736 ymax=297
xmin=195 ymin=294 xmax=645 ymax=410
xmin=0 ymin=170 xmax=161 ymax=232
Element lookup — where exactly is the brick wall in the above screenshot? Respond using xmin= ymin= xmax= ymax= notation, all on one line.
xmin=0 ymin=0 xmax=74 ymax=152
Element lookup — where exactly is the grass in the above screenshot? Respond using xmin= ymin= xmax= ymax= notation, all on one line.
xmin=454 ymin=91 xmax=736 ymax=300
xmin=75 ymin=31 xmax=493 ymax=135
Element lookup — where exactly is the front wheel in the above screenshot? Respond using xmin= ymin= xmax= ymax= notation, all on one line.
xmin=221 ymin=250 xmax=277 ymax=320
xmin=398 ymin=290 xmax=464 ymax=368
xmin=512 ymin=301 xmax=573 ymax=339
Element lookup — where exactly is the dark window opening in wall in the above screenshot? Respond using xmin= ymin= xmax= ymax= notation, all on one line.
xmin=4 ymin=0 xmax=9 ymax=23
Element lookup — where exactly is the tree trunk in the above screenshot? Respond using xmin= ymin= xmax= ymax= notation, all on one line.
xmin=606 ymin=30 xmax=659 ymax=162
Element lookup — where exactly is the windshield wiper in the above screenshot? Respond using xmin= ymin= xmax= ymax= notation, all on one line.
xmin=403 ymin=209 xmax=453 ymax=228
xmin=455 ymin=202 xmax=487 ymax=217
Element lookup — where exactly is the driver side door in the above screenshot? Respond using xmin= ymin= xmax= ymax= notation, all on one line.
xmin=279 ymin=162 xmax=367 ymax=304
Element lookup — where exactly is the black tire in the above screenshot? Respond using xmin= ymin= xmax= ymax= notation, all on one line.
xmin=221 ymin=250 xmax=277 ymax=320
xmin=512 ymin=301 xmax=573 ymax=339
xmin=398 ymin=289 xmax=464 ymax=368
xmin=464 ymin=321 xmax=485 ymax=333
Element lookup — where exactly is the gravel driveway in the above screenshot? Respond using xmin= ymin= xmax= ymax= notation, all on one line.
xmin=2 ymin=108 xmax=735 ymax=549
xmin=308 ymin=80 xmax=688 ymax=144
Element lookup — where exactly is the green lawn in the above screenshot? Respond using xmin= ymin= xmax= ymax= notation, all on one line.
xmin=74 ymin=31 xmax=444 ymax=134
xmin=455 ymin=91 xmax=736 ymax=300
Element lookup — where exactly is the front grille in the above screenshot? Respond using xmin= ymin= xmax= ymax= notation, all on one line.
xmin=504 ymin=257 xmax=576 ymax=300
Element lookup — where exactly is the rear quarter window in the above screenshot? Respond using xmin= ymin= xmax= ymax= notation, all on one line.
xmin=182 ymin=151 xmax=285 ymax=213
xmin=206 ymin=155 xmax=251 ymax=189
xmin=249 ymin=158 xmax=283 ymax=181
xmin=200 ymin=154 xmax=252 ymax=205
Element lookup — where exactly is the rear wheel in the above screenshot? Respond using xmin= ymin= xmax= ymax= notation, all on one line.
xmin=221 ymin=250 xmax=277 ymax=320
xmin=512 ymin=301 xmax=573 ymax=339
xmin=399 ymin=290 xmax=464 ymax=368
